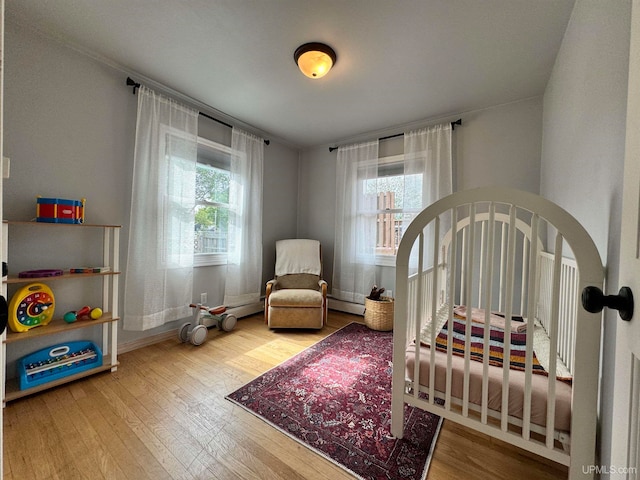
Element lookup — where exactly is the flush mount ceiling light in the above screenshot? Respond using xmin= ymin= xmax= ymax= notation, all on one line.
xmin=294 ymin=42 xmax=337 ymax=79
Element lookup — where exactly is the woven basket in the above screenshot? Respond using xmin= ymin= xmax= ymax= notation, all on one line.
xmin=364 ymin=296 xmax=394 ymax=331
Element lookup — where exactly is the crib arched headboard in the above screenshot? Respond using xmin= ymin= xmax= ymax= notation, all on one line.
xmin=391 ymin=187 xmax=604 ymax=478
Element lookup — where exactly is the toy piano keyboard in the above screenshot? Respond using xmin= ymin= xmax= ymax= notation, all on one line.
xmin=18 ymin=341 xmax=102 ymax=390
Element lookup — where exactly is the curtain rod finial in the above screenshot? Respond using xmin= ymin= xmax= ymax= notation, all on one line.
xmin=126 ymin=77 xmax=141 ymax=95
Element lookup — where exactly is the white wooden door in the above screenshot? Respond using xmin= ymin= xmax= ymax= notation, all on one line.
xmin=0 ymin=0 xmax=5 ymax=475
xmin=611 ymin=1 xmax=640 ymax=478
xmin=0 ymin=0 xmax=5 ymax=476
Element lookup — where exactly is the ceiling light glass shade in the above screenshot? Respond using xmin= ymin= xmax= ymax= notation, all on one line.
xmin=294 ymin=43 xmax=337 ymax=79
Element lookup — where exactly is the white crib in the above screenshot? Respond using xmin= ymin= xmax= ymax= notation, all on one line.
xmin=391 ymin=187 xmax=604 ymax=479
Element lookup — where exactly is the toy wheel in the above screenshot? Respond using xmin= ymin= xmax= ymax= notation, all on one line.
xmin=220 ymin=314 xmax=237 ymax=332
xmin=190 ymin=324 xmax=208 ymax=346
xmin=178 ymin=322 xmax=191 ymax=343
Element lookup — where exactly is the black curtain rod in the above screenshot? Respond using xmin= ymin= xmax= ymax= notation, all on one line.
xmin=126 ymin=77 xmax=270 ymax=146
xmin=329 ymin=118 xmax=462 ymax=152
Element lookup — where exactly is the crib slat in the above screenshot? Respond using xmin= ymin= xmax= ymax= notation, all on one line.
xmin=462 ymin=205 xmax=476 ymax=417
xmin=462 ymin=228 xmax=467 ymax=303
xmin=408 ymin=273 xmax=416 ymax=335
xmin=478 ymin=220 xmax=486 ymax=308
xmin=501 ymin=205 xmax=517 ymax=431
xmin=499 ymin=222 xmax=507 ymax=311
xmin=566 ymin=263 xmax=574 ymax=371
xmin=481 ymin=205 xmax=496 ymax=424
xmin=538 ymin=254 xmax=551 ymax=333
xmin=428 ymin=217 xmax=441 ymax=404
xmin=413 ymin=230 xmax=425 ymax=401
xmin=445 ymin=207 xmax=458 ymax=410
xmin=560 ymin=263 xmax=569 ymax=370
xmin=545 ymin=232 xmax=563 ymax=447
xmin=521 ymin=236 xmax=529 ymax=314
xmin=523 ymin=213 xmax=540 ymax=440
xmin=568 ymin=263 xmax=578 ymax=373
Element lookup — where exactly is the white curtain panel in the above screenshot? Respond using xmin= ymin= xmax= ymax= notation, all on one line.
xmin=404 ymin=123 xmax=452 ymax=206
xmin=223 ymin=128 xmax=264 ymax=307
xmin=332 ymin=140 xmax=379 ymax=304
xmin=124 ymin=86 xmax=198 ymax=331
xmin=404 ymin=123 xmax=453 ymax=270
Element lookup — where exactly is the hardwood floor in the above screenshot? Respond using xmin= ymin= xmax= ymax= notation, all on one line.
xmin=3 ymin=311 xmax=569 ymax=479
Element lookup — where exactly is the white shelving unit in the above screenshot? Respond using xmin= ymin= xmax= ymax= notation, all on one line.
xmin=1 ymin=221 xmax=120 ymax=403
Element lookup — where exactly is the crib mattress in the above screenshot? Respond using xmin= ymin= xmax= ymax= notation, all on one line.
xmin=405 ymin=343 xmax=572 ymax=432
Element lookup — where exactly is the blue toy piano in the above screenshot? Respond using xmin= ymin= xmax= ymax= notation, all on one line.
xmin=17 ymin=341 xmax=102 ymax=390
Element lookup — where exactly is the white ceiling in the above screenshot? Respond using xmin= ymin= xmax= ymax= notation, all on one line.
xmin=6 ymin=0 xmax=576 ymax=149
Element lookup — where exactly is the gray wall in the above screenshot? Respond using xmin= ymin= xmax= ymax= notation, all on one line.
xmin=3 ymin=21 xmax=299 ymax=354
xmin=540 ymin=0 xmax=631 ymax=468
xmin=298 ymin=96 xmax=543 ymax=295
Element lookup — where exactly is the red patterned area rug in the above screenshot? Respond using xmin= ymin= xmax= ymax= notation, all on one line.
xmin=226 ymin=322 xmax=442 ymax=480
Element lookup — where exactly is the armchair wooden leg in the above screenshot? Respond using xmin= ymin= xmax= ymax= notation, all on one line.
xmin=265 ymin=284 xmax=273 ymax=325
xmin=322 ymin=283 xmax=328 ymax=326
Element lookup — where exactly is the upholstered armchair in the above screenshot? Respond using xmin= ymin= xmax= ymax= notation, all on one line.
xmin=265 ymin=239 xmax=327 ymax=329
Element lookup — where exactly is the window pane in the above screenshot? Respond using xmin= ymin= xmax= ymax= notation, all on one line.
xmin=196 ymin=163 xmax=229 ymax=204
xmin=195 ymin=150 xmax=230 ymax=255
xmin=363 ymin=171 xmax=423 ymax=256
xmin=195 ymin=205 xmax=228 ymax=254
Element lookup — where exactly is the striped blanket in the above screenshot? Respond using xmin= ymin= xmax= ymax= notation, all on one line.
xmin=434 ymin=315 xmax=547 ymax=375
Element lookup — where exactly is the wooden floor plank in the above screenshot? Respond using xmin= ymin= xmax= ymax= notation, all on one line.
xmin=3 ymin=311 xmax=568 ymax=479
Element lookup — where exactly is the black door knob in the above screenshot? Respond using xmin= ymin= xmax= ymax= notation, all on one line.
xmin=581 ymin=286 xmax=634 ymax=321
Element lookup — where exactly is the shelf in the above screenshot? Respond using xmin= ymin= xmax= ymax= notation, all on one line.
xmin=3 ymin=220 xmax=121 ymax=228
xmin=4 ymin=271 xmax=121 ymax=284
xmin=2 ymin=219 xmax=120 ymax=404
xmin=4 ymin=355 xmax=119 ymax=402
xmin=4 ymin=313 xmax=118 ymax=344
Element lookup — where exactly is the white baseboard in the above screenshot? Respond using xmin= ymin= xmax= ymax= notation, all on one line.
xmin=118 ymin=302 xmax=265 ymax=354
xmin=118 ymin=330 xmax=177 ymax=354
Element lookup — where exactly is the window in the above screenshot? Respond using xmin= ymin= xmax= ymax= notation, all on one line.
xmin=194 ymin=138 xmax=233 ymax=267
xmin=362 ymin=155 xmax=423 ymax=265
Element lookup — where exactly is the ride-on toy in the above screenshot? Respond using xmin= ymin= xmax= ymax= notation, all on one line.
xmin=178 ymin=303 xmax=237 ymax=346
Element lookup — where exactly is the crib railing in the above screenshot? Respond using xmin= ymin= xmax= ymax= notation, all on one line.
xmin=537 ymin=252 xmax=579 ymax=375
xmin=406 ymin=268 xmax=435 ymax=338
xmin=405 ymin=250 xmax=579 ymax=375
xmin=392 ymin=188 xmax=604 ymax=480
xmin=401 ymin=215 xmax=576 ymax=458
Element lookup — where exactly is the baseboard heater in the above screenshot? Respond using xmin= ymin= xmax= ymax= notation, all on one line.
xmin=327 ymin=297 xmax=365 ymax=316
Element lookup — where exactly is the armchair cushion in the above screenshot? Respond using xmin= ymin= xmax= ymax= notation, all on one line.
xmin=275 ymin=273 xmax=321 ymax=290
xmin=268 ymin=289 xmax=323 ymax=307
